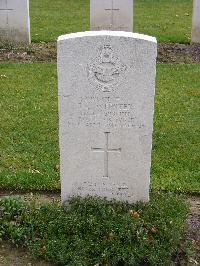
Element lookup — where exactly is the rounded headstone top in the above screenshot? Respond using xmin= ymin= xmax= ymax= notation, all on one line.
xmin=58 ymin=31 xmax=157 ymax=43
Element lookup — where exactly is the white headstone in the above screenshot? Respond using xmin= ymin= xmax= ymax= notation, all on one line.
xmin=90 ymin=0 xmax=133 ymax=32
xmin=0 ymin=0 xmax=30 ymax=43
xmin=57 ymin=31 xmax=157 ymax=204
xmin=192 ymin=0 xmax=200 ymax=43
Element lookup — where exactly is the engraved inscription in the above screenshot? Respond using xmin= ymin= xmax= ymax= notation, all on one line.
xmin=87 ymin=45 xmax=127 ymax=92
xmin=76 ymin=96 xmax=144 ymax=128
xmin=91 ymin=132 xmax=121 ymax=178
xmin=74 ymin=180 xmax=130 ymax=197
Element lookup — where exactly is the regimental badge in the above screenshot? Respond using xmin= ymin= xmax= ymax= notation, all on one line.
xmin=87 ymin=45 xmax=127 ymax=92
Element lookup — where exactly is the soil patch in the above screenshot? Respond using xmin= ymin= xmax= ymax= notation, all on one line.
xmin=158 ymin=43 xmax=200 ymax=64
xmin=1 ymin=42 xmax=200 ymax=64
xmin=0 ymin=242 xmax=53 ymax=266
xmin=186 ymin=196 xmax=200 ymax=265
xmin=0 ymin=42 xmax=56 ymax=63
xmin=0 ymin=190 xmax=60 ymax=205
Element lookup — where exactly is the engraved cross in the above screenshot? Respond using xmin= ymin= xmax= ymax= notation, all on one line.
xmin=0 ymin=0 xmax=13 ymax=25
xmin=105 ymin=0 xmax=120 ymax=27
xmin=91 ymin=132 xmax=121 ymax=178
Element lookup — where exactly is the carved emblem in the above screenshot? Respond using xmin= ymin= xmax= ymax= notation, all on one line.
xmin=87 ymin=45 xmax=127 ymax=92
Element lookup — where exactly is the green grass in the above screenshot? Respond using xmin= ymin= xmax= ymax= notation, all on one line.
xmin=153 ymin=64 xmax=200 ymax=193
xmin=0 ymin=63 xmax=59 ymax=190
xmin=135 ymin=0 xmax=192 ymax=43
xmin=0 ymin=63 xmax=199 ymax=193
xmin=0 ymin=193 xmax=188 ymax=265
xmin=30 ymin=0 xmax=89 ymax=43
xmin=29 ymin=0 xmax=192 ymax=43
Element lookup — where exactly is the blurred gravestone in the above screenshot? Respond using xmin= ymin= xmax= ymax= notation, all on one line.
xmin=0 ymin=0 xmax=30 ymax=43
xmin=90 ymin=0 xmax=133 ymax=32
xmin=192 ymin=0 xmax=200 ymax=43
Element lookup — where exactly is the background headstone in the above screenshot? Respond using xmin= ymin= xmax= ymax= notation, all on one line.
xmin=90 ymin=0 xmax=133 ymax=32
xmin=192 ymin=0 xmax=200 ymax=43
xmin=0 ymin=0 xmax=30 ymax=43
xmin=57 ymin=31 xmax=157 ymax=204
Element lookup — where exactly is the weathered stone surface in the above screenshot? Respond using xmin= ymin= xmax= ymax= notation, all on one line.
xmin=90 ymin=0 xmax=133 ymax=32
xmin=0 ymin=0 xmax=30 ymax=44
xmin=192 ymin=0 xmax=200 ymax=43
xmin=57 ymin=31 xmax=157 ymax=204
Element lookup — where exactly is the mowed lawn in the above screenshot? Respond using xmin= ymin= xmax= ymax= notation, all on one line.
xmin=30 ymin=0 xmax=192 ymax=43
xmin=0 ymin=63 xmax=199 ymax=193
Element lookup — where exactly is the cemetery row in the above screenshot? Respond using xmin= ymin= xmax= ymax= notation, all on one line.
xmin=0 ymin=1 xmax=199 ymax=265
xmin=0 ymin=0 xmax=200 ymax=44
